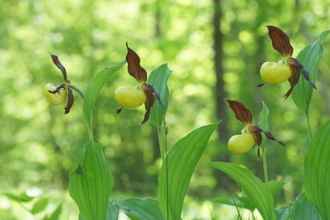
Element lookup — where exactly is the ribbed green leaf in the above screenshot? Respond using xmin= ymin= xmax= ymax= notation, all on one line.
xmin=106 ymin=200 xmax=119 ymax=220
xmin=69 ymin=141 xmax=114 ymax=220
xmin=275 ymin=202 xmax=293 ymax=220
xmin=158 ymin=122 xmax=219 ymax=220
xmin=114 ymin=198 xmax=163 ymax=220
xmin=31 ymin=197 xmax=49 ymax=214
xmin=305 ymin=120 xmax=330 ymax=219
xmin=213 ymin=195 xmax=255 ymax=211
xmin=291 ymin=192 xmax=322 ymax=220
xmin=292 ymin=30 xmax=330 ymax=112
xmin=147 ymin=63 xmax=172 ymax=129
xmin=83 ymin=60 xmax=126 ymax=125
xmin=210 ymin=162 xmax=276 ymax=220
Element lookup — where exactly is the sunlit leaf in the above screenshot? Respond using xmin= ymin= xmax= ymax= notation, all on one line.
xmin=4 ymin=192 xmax=34 ymax=203
xmin=83 ymin=61 xmax=126 ymax=125
xmin=69 ymin=142 xmax=114 ymax=220
xmin=158 ymin=122 xmax=220 ymax=220
xmin=46 ymin=203 xmax=62 ymax=220
xmin=147 ymin=63 xmax=172 ymax=129
xmin=305 ymin=120 xmax=330 ymax=220
xmin=114 ymin=198 xmax=163 ymax=220
xmin=213 ymin=195 xmax=255 ymax=211
xmin=210 ymin=162 xmax=276 ymax=220
xmin=290 ymin=192 xmax=322 ymax=220
xmin=292 ymin=30 xmax=330 ymax=112
xmin=267 ymin=26 xmax=293 ymax=57
xmin=31 ymin=197 xmax=49 ymax=214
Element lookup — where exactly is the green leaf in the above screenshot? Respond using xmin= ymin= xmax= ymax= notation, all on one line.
xmin=290 ymin=192 xmax=322 ymax=220
xmin=213 ymin=195 xmax=255 ymax=211
xmin=69 ymin=141 xmax=114 ymax=220
xmin=114 ymin=198 xmax=163 ymax=220
xmin=47 ymin=203 xmax=62 ymax=220
xmin=31 ymin=197 xmax=49 ymax=214
xmin=106 ymin=200 xmax=119 ymax=220
xmin=210 ymin=162 xmax=276 ymax=220
xmin=266 ymin=180 xmax=284 ymax=197
xmin=158 ymin=122 xmax=220 ymax=220
xmin=147 ymin=63 xmax=172 ymax=129
xmin=275 ymin=202 xmax=293 ymax=220
xmin=259 ymin=101 xmax=270 ymax=132
xmin=305 ymin=120 xmax=330 ymax=219
xmin=83 ymin=60 xmax=126 ymax=125
xmin=292 ymin=30 xmax=330 ymax=112
xmin=4 ymin=192 xmax=34 ymax=203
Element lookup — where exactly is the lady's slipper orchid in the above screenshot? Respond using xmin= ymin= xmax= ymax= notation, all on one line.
xmin=259 ymin=26 xmax=316 ymax=98
xmin=116 ymin=43 xmax=163 ymax=124
xmin=226 ymin=100 xmax=285 ymax=155
xmin=44 ymin=53 xmax=74 ymax=114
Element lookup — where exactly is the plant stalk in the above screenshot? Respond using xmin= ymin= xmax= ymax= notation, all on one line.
xmin=158 ymin=116 xmax=169 ymax=219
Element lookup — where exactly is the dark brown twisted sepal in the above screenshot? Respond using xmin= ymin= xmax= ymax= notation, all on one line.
xmin=283 ymin=57 xmax=316 ymax=99
xmin=249 ymin=125 xmax=285 ymax=147
xmin=226 ymin=100 xmax=253 ymax=125
xmin=267 ymin=26 xmax=293 ymax=57
xmin=126 ymin=43 xmax=147 ymax=83
xmin=49 ymin=52 xmax=68 ymax=83
xmin=64 ymin=86 xmax=74 ymax=114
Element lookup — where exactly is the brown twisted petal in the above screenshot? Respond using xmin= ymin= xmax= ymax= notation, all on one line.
xmin=226 ymin=100 xmax=253 ymax=125
xmin=249 ymin=125 xmax=285 ymax=147
xmin=49 ymin=53 xmax=68 ymax=83
xmin=64 ymin=87 xmax=74 ymax=114
xmin=126 ymin=43 xmax=147 ymax=83
xmin=141 ymin=89 xmax=155 ymax=124
xmin=283 ymin=65 xmax=300 ymax=99
xmin=267 ymin=26 xmax=293 ymax=57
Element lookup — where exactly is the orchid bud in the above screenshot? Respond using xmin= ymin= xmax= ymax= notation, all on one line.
xmin=228 ymin=133 xmax=255 ymax=154
xmin=260 ymin=61 xmax=291 ymax=84
xmin=115 ymin=86 xmax=146 ymax=109
xmin=43 ymin=83 xmax=68 ymax=105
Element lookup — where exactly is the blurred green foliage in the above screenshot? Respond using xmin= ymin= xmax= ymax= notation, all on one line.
xmin=0 ymin=0 xmax=329 ymax=219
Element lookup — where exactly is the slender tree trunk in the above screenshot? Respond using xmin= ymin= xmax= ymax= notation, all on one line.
xmin=213 ymin=0 xmax=229 ymax=141
xmin=212 ymin=0 xmax=233 ymax=189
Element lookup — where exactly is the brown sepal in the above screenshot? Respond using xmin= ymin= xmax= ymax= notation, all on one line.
xmin=288 ymin=57 xmax=317 ymax=90
xmin=283 ymin=65 xmax=300 ymax=99
xmin=126 ymin=43 xmax=147 ymax=83
xmin=64 ymin=87 xmax=74 ymax=114
xmin=49 ymin=52 xmax=68 ymax=83
xmin=141 ymin=89 xmax=155 ymax=124
xmin=267 ymin=26 xmax=293 ymax=57
xmin=226 ymin=100 xmax=252 ymax=125
xmin=249 ymin=125 xmax=285 ymax=146
xmin=116 ymin=107 xmax=123 ymax=114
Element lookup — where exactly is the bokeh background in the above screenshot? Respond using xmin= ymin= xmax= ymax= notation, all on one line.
xmin=1 ymin=0 xmax=329 ymax=219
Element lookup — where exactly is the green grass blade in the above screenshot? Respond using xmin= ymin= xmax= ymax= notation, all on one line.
xmin=292 ymin=30 xmax=330 ymax=112
xmin=147 ymin=63 xmax=172 ymax=129
xmin=305 ymin=120 xmax=330 ymax=219
xmin=158 ymin=122 xmax=220 ymax=220
xmin=290 ymin=192 xmax=322 ymax=220
xmin=210 ymin=162 xmax=276 ymax=220
xmin=114 ymin=198 xmax=163 ymax=220
xmin=83 ymin=60 xmax=126 ymax=125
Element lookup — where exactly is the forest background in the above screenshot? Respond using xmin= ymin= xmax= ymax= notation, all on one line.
xmin=0 ymin=0 xmax=329 ymax=219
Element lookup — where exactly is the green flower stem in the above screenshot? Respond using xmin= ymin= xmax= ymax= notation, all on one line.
xmin=68 ymin=84 xmax=85 ymax=100
xmin=158 ymin=116 xmax=169 ymax=219
xmin=261 ymin=144 xmax=269 ymax=184
xmin=305 ymin=111 xmax=313 ymax=141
